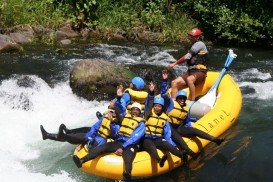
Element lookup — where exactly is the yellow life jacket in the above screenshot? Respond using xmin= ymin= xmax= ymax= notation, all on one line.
xmin=145 ymin=110 xmax=169 ymax=137
xmin=124 ymin=88 xmax=148 ymax=112
xmin=168 ymin=102 xmax=189 ymax=125
xmin=124 ymin=88 xmax=148 ymax=104
xmin=187 ymin=45 xmax=208 ymax=72
xmin=188 ymin=64 xmax=207 ymax=70
xmin=97 ymin=113 xmax=113 ymax=139
xmin=118 ymin=114 xmax=143 ymax=137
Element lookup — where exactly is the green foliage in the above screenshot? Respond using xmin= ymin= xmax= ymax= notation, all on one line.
xmin=1 ymin=0 xmax=273 ymax=46
xmin=141 ymin=0 xmax=166 ymax=31
xmin=194 ymin=0 xmax=262 ymax=42
xmin=0 ymin=0 xmax=196 ymax=43
xmin=0 ymin=0 xmax=66 ymax=28
xmin=96 ymin=3 xmax=139 ymax=30
xmin=50 ymin=0 xmax=98 ymax=25
xmin=161 ymin=13 xmax=197 ymax=43
xmin=182 ymin=0 xmax=273 ymax=45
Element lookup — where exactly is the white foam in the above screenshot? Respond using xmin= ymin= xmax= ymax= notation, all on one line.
xmin=86 ymin=43 xmax=177 ymax=66
xmin=239 ymin=68 xmax=271 ymax=81
xmin=1 ymin=170 xmax=76 ymax=182
xmin=115 ymin=54 xmax=138 ymax=63
xmin=0 ymin=75 xmax=108 ymax=181
xmin=144 ymin=50 xmax=175 ymax=66
xmin=239 ymin=81 xmax=273 ymax=100
xmin=89 ymin=43 xmax=138 ymax=59
xmin=233 ymin=68 xmax=273 ymax=100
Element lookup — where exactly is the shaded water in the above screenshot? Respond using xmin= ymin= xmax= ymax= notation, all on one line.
xmin=0 ymin=42 xmax=273 ymax=182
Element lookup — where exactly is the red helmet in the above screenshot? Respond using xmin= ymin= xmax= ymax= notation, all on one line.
xmin=188 ymin=28 xmax=202 ymax=37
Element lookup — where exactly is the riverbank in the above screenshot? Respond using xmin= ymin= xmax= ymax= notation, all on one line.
xmin=1 ymin=0 xmax=272 ymax=50
xmin=0 ymin=22 xmax=196 ymax=53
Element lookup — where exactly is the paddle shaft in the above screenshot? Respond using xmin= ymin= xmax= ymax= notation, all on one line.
xmin=206 ymin=52 xmax=235 ymax=93
xmin=197 ymin=51 xmax=236 ymax=107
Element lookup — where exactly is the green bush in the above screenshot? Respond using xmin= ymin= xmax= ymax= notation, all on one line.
xmin=181 ymin=0 xmax=273 ymax=46
xmin=1 ymin=0 xmax=272 ymax=46
xmin=49 ymin=0 xmax=99 ymax=28
xmin=96 ymin=4 xmax=139 ymax=30
xmin=161 ymin=13 xmax=197 ymax=43
xmin=0 ymin=0 xmax=66 ymax=28
xmin=141 ymin=0 xmax=166 ymax=31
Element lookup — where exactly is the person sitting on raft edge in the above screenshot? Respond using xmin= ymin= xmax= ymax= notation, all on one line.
xmin=96 ymin=76 xmax=148 ymax=118
xmin=160 ymin=70 xmax=225 ymax=146
xmin=141 ymin=83 xmax=189 ymax=167
xmin=73 ymin=84 xmax=146 ymax=181
xmin=40 ymin=98 xmax=123 ymax=150
xmin=168 ymin=27 xmax=208 ymax=101
xmin=120 ymin=76 xmax=148 ymax=113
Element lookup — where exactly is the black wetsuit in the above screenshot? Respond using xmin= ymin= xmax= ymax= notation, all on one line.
xmin=61 ymin=127 xmax=91 ymax=144
xmin=142 ymin=137 xmax=184 ymax=162
xmin=177 ymin=124 xmax=216 ymax=141
xmin=81 ymin=141 xmax=139 ymax=174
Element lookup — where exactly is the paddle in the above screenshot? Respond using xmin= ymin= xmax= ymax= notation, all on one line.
xmin=197 ymin=49 xmax=237 ymax=108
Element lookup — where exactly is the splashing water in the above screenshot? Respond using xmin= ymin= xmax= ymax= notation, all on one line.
xmin=0 ymin=75 xmax=109 ymax=182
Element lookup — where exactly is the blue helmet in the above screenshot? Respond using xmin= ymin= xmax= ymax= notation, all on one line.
xmin=154 ymin=97 xmax=165 ymax=106
xmin=176 ymin=90 xmax=187 ymax=99
xmin=131 ymin=77 xmax=145 ymax=90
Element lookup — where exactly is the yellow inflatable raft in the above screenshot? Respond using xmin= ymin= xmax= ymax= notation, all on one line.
xmin=73 ymin=71 xmax=242 ymax=180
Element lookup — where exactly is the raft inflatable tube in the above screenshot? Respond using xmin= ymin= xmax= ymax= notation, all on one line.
xmin=74 ymin=71 xmax=242 ymax=180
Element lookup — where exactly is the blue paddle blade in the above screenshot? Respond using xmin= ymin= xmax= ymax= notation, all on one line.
xmin=198 ymin=50 xmax=237 ymax=107
xmin=208 ymin=50 xmax=237 ymax=93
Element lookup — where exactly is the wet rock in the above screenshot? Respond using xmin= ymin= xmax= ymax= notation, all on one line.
xmin=81 ymin=28 xmax=90 ymax=40
xmin=56 ymin=31 xmax=73 ymax=41
xmin=60 ymin=39 xmax=72 ymax=45
xmin=112 ymin=33 xmax=127 ymax=42
xmin=70 ymin=59 xmax=136 ymax=101
xmin=89 ymin=29 xmax=102 ymax=39
xmin=56 ymin=22 xmax=79 ymax=40
xmin=70 ymin=60 xmax=177 ymax=101
xmin=9 ymin=33 xmax=31 ymax=43
xmin=138 ymin=31 xmax=161 ymax=43
xmin=0 ymin=34 xmax=22 ymax=53
xmin=111 ymin=29 xmax=127 ymax=42
xmin=127 ymin=27 xmax=143 ymax=42
xmin=17 ymin=75 xmax=36 ymax=88
xmin=17 ymin=25 xmax=35 ymax=40
xmin=4 ymin=25 xmax=35 ymax=42
xmin=0 ymin=34 xmax=14 ymax=42
xmin=128 ymin=64 xmax=176 ymax=92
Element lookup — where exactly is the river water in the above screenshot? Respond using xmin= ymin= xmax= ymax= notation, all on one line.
xmin=0 ymin=42 xmax=272 ymax=182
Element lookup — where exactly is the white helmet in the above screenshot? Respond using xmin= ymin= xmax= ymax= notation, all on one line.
xmin=131 ymin=102 xmax=142 ymax=111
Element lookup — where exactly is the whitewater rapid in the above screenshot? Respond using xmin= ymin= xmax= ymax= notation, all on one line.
xmin=0 ymin=43 xmax=272 ymax=182
xmin=0 ymin=75 xmax=109 ymax=182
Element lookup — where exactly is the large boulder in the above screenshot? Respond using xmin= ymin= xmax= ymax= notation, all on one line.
xmin=70 ymin=59 xmax=136 ymax=101
xmin=9 ymin=32 xmax=31 ymax=44
xmin=70 ymin=60 xmax=177 ymax=101
xmin=128 ymin=64 xmax=176 ymax=92
xmin=0 ymin=34 xmax=22 ymax=53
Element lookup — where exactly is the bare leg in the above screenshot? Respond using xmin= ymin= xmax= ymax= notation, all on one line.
xmin=170 ymin=76 xmax=187 ymax=99
xmin=186 ymin=75 xmax=196 ymax=101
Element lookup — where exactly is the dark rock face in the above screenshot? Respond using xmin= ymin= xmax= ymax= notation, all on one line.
xmin=9 ymin=33 xmax=31 ymax=44
xmin=0 ymin=34 xmax=22 ymax=53
xmin=69 ymin=60 xmax=177 ymax=101
xmin=128 ymin=64 xmax=176 ymax=93
xmin=70 ymin=59 xmax=136 ymax=101
xmin=1 ymin=23 xmax=174 ymax=52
